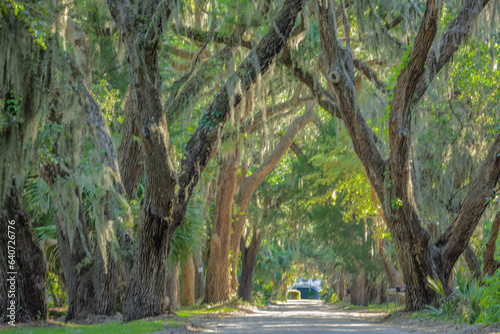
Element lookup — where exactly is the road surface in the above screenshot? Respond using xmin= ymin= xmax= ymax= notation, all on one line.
xmin=198 ymin=300 xmax=419 ymax=333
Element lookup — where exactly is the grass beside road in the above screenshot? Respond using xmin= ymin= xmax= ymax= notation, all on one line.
xmin=1 ymin=302 xmax=244 ymax=334
xmin=1 ymin=319 xmax=178 ymax=334
xmin=177 ymin=305 xmax=239 ymax=318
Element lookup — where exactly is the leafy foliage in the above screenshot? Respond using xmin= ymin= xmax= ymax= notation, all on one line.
xmin=478 ymin=270 xmax=500 ymax=324
xmin=425 ymin=267 xmax=500 ymax=325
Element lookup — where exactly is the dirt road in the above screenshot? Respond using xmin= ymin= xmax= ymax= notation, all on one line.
xmin=197 ymin=300 xmax=419 ymax=333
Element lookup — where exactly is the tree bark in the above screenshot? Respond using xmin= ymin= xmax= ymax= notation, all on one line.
xmin=181 ymin=256 xmax=195 ymax=306
xmin=351 ymin=271 xmax=367 ymax=306
xmin=193 ymin=251 xmax=205 ymax=301
xmin=0 ymin=182 xmax=47 ymax=323
xmin=93 ymin=237 xmax=120 ymax=315
xmin=109 ymin=1 xmax=178 ymax=320
xmin=238 ymin=228 xmax=263 ymax=302
xmin=118 ymin=87 xmax=143 ymax=199
xmin=338 ymin=272 xmax=345 ymax=301
xmin=205 ymin=148 xmax=240 ymax=303
xmin=436 ymin=135 xmax=500 ymax=272
xmin=166 ymin=261 xmax=180 ymax=311
xmin=483 ymin=212 xmax=500 ymax=278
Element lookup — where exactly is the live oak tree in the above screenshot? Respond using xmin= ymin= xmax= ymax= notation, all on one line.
xmin=107 ymin=0 xmax=306 ymax=320
xmin=0 ymin=8 xmax=52 ymax=322
xmin=313 ymin=0 xmax=498 ymax=309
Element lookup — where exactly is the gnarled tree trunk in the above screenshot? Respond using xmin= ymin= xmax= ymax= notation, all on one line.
xmin=0 ymin=183 xmax=47 ymax=323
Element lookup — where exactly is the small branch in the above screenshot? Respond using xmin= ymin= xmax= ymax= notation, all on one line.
xmin=353 ymin=58 xmax=389 ymax=95
xmin=448 ymin=100 xmax=464 ymax=129
xmin=280 ymin=52 xmax=341 ymax=119
xmin=238 ymin=102 xmax=317 ymax=207
xmin=101 ymin=53 xmax=118 ymax=77
xmin=385 ymin=16 xmax=403 ymax=31
xmin=281 ymin=52 xmax=383 ymax=147
xmin=165 ymin=59 xmax=190 ymax=72
xmin=340 ymin=0 xmax=351 ymax=48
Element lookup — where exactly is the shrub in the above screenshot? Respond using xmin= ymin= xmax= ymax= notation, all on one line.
xmin=425 ymin=268 xmax=484 ymax=324
xmin=287 ymin=290 xmax=300 ymax=300
xmin=478 ymin=270 xmax=500 ymax=324
xmin=330 ymin=292 xmax=339 ymax=303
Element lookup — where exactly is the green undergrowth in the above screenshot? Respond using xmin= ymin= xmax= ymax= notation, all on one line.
xmin=48 ymin=309 xmax=67 ymax=319
xmin=3 ymin=319 xmax=183 ymax=334
xmin=332 ymin=301 xmax=405 ymax=312
xmin=177 ymin=297 xmax=254 ymax=318
xmin=176 ymin=305 xmax=238 ymax=317
xmin=422 ymin=269 xmax=500 ymax=325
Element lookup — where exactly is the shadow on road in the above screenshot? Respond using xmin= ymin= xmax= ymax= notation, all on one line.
xmin=198 ymin=300 xmax=418 ymax=333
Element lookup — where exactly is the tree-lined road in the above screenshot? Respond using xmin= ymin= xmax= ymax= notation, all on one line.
xmin=198 ymin=300 xmax=418 ymax=333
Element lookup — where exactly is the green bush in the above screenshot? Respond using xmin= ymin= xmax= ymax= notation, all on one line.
xmin=287 ymin=290 xmax=300 ymax=300
xmin=425 ymin=269 xmax=484 ymax=324
xmin=455 ymin=269 xmax=483 ymax=324
xmin=478 ymin=270 xmax=500 ymax=324
xmin=425 ymin=268 xmax=500 ymax=325
xmin=330 ymin=292 xmax=339 ymax=303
